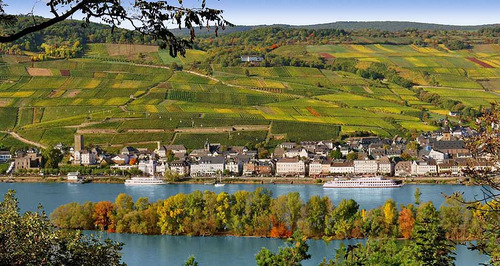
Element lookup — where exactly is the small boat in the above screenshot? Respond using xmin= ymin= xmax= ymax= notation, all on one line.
xmin=323 ymin=176 xmax=402 ymax=188
xmin=125 ymin=176 xmax=166 ymax=185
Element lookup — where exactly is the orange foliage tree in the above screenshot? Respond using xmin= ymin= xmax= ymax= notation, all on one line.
xmin=398 ymin=206 xmax=415 ymax=239
xmin=270 ymin=215 xmax=292 ymax=238
xmin=93 ymin=201 xmax=115 ymax=231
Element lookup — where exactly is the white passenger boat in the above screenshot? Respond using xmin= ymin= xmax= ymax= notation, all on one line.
xmin=323 ymin=176 xmax=402 ymax=188
xmin=125 ymin=177 xmax=166 ymax=185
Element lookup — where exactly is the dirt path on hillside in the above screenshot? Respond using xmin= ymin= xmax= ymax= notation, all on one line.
xmin=1 ymin=131 xmax=47 ymax=149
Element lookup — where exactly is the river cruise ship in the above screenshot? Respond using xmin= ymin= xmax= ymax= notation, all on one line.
xmin=125 ymin=177 xmax=166 ymax=185
xmin=323 ymin=176 xmax=402 ymax=188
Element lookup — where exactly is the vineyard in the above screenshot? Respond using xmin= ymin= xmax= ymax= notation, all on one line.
xmin=1 ymin=42 xmax=500 ymax=150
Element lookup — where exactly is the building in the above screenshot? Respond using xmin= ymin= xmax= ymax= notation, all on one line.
xmin=377 ymin=157 xmax=393 ymax=175
xmin=275 ymin=158 xmax=305 ymax=176
xmin=0 ymin=150 xmax=11 ymax=162
xmin=241 ymin=55 xmax=264 ymax=62
xmin=284 ymin=148 xmax=308 ymax=159
xmin=121 ymin=146 xmax=137 ymax=156
xmin=411 ymin=160 xmax=438 ymax=176
xmin=138 ymin=160 xmax=156 ymax=176
xmin=14 ymin=150 xmax=42 ymax=171
xmin=80 ymin=150 xmax=97 ymax=166
xmin=354 ymin=160 xmax=378 ymax=174
xmin=395 ymin=161 xmax=412 ymax=177
xmin=67 ymin=171 xmax=81 ymax=181
xmin=308 ymin=160 xmax=323 ymax=177
xmin=169 ymin=160 xmax=189 ymax=176
xmin=330 ymin=161 xmax=354 ymax=174
xmin=74 ymin=134 xmax=84 ymax=152
xmin=190 ymin=156 xmax=225 ymax=177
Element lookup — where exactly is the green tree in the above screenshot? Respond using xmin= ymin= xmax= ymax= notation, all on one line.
xmin=409 ymin=202 xmax=455 ymax=266
xmin=345 ymin=152 xmax=358 ymax=161
xmin=256 ymin=230 xmax=311 ymax=266
xmin=329 ymin=149 xmax=342 ymax=159
xmin=42 ymin=148 xmax=63 ymax=169
xmin=184 ymin=255 xmax=199 ymax=266
xmin=414 ymin=188 xmax=422 ymax=206
xmin=0 ymin=190 xmax=124 ymax=265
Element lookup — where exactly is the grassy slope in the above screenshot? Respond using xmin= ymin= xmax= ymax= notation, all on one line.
xmin=2 ymin=43 xmax=500 ymax=148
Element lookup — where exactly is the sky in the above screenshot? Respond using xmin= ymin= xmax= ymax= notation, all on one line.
xmin=3 ymin=0 xmax=500 ymax=26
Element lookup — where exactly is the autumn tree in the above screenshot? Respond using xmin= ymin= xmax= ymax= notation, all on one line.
xmin=157 ymin=193 xmax=188 ymax=235
xmin=93 ymin=201 xmax=115 ymax=231
xmin=461 ymin=104 xmax=500 ymax=263
xmin=398 ymin=205 xmax=415 ymax=239
xmin=0 ymin=0 xmax=232 ymax=57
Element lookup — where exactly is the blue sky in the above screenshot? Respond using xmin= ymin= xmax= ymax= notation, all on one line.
xmin=4 ymin=0 xmax=500 ymax=26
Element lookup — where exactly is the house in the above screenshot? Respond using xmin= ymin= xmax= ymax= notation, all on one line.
xmin=225 ymin=158 xmax=239 ymax=175
xmin=308 ymin=159 xmax=326 ymax=177
xmin=428 ymin=149 xmax=446 ymax=163
xmin=170 ymin=160 xmax=189 ymax=176
xmin=394 ymin=161 xmax=412 ymax=177
xmin=354 ymin=160 xmax=378 ymax=174
xmin=279 ymin=142 xmax=297 ymax=149
xmin=256 ymin=160 xmax=273 ymax=176
xmin=377 ymin=157 xmax=393 ymax=175
xmin=121 ymin=146 xmax=137 ymax=156
xmin=275 ymin=158 xmax=305 ymax=176
xmin=138 ymin=160 xmax=156 ymax=176
xmin=162 ymin=145 xmax=187 ymax=159
xmin=330 ymin=160 xmax=354 ymax=174
xmin=411 ymin=160 xmax=438 ymax=176
xmin=190 ymin=156 xmax=225 ymax=177
xmin=111 ymin=155 xmax=129 ymax=165
xmin=189 ymin=149 xmax=210 ymax=159
xmin=80 ymin=150 xmax=97 ymax=166
xmin=431 ymin=140 xmax=468 ymax=156
xmin=67 ymin=171 xmax=82 ymax=181
xmin=284 ymin=148 xmax=308 ymax=159
xmin=14 ymin=150 xmax=42 ymax=171
xmin=241 ymin=55 xmax=264 ymax=62
xmin=0 ymin=150 xmax=11 ymax=162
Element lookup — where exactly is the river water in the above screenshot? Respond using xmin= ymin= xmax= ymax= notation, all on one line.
xmin=0 ymin=183 xmax=491 ymax=265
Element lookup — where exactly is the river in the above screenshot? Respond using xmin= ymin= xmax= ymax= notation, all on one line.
xmin=0 ymin=183 xmax=491 ymax=265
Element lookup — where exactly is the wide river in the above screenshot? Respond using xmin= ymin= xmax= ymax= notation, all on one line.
xmin=0 ymin=183 xmax=491 ymax=265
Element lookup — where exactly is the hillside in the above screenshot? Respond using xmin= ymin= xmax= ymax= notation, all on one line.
xmin=1 ymin=40 xmax=500 ymax=151
xmin=172 ymin=21 xmax=500 ymax=36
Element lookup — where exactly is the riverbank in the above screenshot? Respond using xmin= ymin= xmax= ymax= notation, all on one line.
xmin=0 ymin=175 xmax=488 ymax=185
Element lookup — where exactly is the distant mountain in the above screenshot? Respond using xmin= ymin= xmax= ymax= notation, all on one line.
xmin=177 ymin=21 xmax=500 ymax=36
xmin=298 ymin=21 xmax=500 ymax=31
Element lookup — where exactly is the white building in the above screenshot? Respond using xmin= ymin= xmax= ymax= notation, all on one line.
xmin=354 ymin=160 xmax=378 ymax=174
xmin=308 ymin=160 xmax=323 ymax=176
xmin=377 ymin=157 xmax=393 ymax=175
xmin=330 ymin=161 xmax=354 ymax=174
xmin=80 ymin=151 xmax=96 ymax=166
xmin=411 ymin=161 xmax=438 ymax=176
xmin=169 ymin=160 xmax=189 ymax=176
xmin=276 ymin=158 xmax=305 ymax=176
xmin=0 ymin=151 xmax=12 ymax=162
xmin=138 ymin=160 xmax=156 ymax=176
xmin=284 ymin=148 xmax=308 ymax=159
xmin=67 ymin=171 xmax=81 ymax=181
xmin=190 ymin=156 xmax=225 ymax=176
xmin=428 ymin=149 xmax=446 ymax=163
xmin=225 ymin=159 xmax=239 ymax=174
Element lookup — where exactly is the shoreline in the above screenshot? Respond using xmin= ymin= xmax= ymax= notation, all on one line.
xmin=0 ymin=175 xmax=484 ymax=186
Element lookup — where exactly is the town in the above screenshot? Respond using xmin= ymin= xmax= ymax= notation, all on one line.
xmin=0 ymin=124 xmax=490 ymax=181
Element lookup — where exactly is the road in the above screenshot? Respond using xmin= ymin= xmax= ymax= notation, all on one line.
xmin=0 ymin=131 xmax=47 ymax=149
